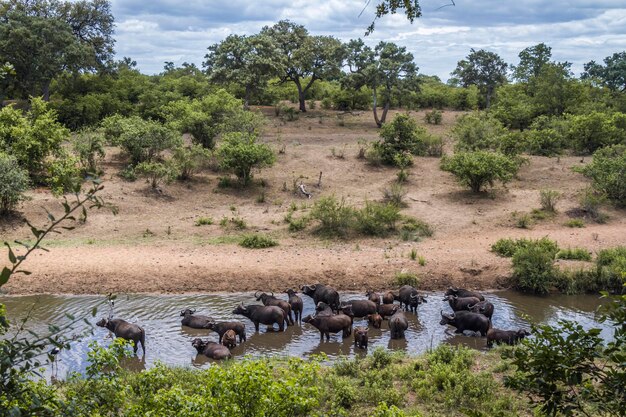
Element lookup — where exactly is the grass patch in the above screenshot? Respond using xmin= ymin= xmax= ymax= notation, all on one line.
xmin=557 ymin=247 xmax=592 ymax=261
xmin=194 ymin=217 xmax=213 ymax=226
xmin=491 ymin=237 xmax=559 ymax=258
xmin=239 ymin=234 xmax=278 ymax=249
xmin=418 ymin=256 xmax=426 ymax=266
xmin=220 ymin=216 xmax=247 ymax=230
xmin=393 ymin=271 xmax=420 ymax=287
xmin=565 ymin=218 xmax=585 ymax=228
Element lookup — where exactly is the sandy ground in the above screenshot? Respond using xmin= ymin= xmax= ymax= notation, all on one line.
xmin=1 ymin=108 xmax=624 ymax=295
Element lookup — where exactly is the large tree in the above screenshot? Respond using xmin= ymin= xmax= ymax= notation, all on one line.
xmin=452 ymin=48 xmax=508 ymax=108
xmin=0 ymin=0 xmax=114 ymax=100
xmin=261 ymin=20 xmax=344 ymax=112
xmin=582 ymin=51 xmax=626 ymax=92
xmin=512 ymin=43 xmax=552 ymax=83
xmin=345 ymin=39 xmax=417 ymax=126
xmin=204 ymin=34 xmax=279 ymax=109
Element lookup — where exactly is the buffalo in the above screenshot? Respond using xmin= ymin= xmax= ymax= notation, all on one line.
xmin=468 ymin=301 xmax=495 ymax=320
xmin=96 ymin=318 xmax=145 ymax=354
xmin=444 ymin=295 xmax=481 ymax=312
xmin=301 ymin=284 xmax=340 ymax=311
xmin=445 ymin=287 xmax=485 ymax=301
xmin=381 ymin=291 xmax=396 ymax=304
xmin=388 ymin=310 xmax=409 ymax=339
xmin=192 ymin=338 xmax=231 ymax=360
xmin=180 ymin=308 xmax=214 ymax=329
xmin=367 ymin=313 xmax=383 ymax=329
xmin=255 ymin=291 xmax=294 ymax=325
xmin=232 ymin=304 xmax=287 ymax=332
xmin=377 ymin=303 xmax=399 ymax=319
xmin=206 ymin=321 xmax=246 ymax=344
xmin=340 ymin=300 xmax=377 ymax=318
xmin=315 ymin=301 xmax=334 ymax=317
xmin=487 ymin=328 xmax=531 ymax=347
xmin=222 ymin=329 xmax=237 ymax=349
xmin=303 ymin=313 xmax=352 ymax=342
xmin=397 ymin=285 xmax=427 ymax=313
xmin=439 ymin=310 xmax=490 ymax=336
xmin=354 ymin=326 xmax=368 ymax=349
xmin=366 ymin=290 xmax=381 ymax=304
xmin=285 ymin=289 xmax=304 ymax=324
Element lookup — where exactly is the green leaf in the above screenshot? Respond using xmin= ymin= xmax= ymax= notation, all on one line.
xmin=0 ymin=267 xmax=11 ymax=286
xmin=4 ymin=242 xmax=16 ymax=264
xmin=15 ymin=270 xmax=32 ymax=275
xmin=91 ymin=306 xmax=98 ymax=317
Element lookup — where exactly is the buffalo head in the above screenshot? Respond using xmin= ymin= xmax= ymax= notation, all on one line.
xmin=232 ymin=303 xmax=247 ymax=315
xmin=191 ymin=338 xmax=207 ymax=352
xmin=180 ymin=308 xmax=196 ymax=317
xmin=95 ymin=318 xmax=108 ymax=328
xmin=439 ymin=310 xmax=455 ymax=325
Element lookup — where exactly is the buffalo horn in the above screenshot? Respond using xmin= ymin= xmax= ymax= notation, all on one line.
xmin=254 ymin=291 xmax=261 ymax=298
xmin=468 ymin=304 xmax=476 ymax=309
xmin=310 ymin=284 xmax=316 ymax=290
xmin=270 ymin=291 xmax=274 ymax=297
xmin=440 ymin=310 xmax=445 ymax=317
xmin=410 ymin=293 xmax=418 ymax=299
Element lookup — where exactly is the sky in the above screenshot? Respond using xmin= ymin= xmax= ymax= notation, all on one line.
xmin=110 ymin=0 xmax=626 ymax=81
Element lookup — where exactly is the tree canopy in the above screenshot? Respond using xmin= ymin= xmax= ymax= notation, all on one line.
xmin=452 ymin=48 xmax=508 ymax=108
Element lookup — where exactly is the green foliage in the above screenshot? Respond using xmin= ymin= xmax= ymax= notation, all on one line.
xmin=72 ymin=130 xmax=106 ymax=174
xmin=101 ymin=115 xmax=182 ymax=165
xmin=556 ymin=247 xmax=592 ymax=261
xmin=135 ymin=160 xmax=177 ymax=189
xmin=577 ymin=144 xmax=626 ymax=206
xmin=217 ymin=132 xmax=275 ymax=185
xmin=424 ymin=109 xmax=442 ymax=124
xmin=452 ymin=48 xmax=508 ymax=108
xmin=195 ymin=217 xmax=213 ymax=226
xmin=565 ymin=218 xmax=585 ymax=228
xmin=0 ymin=98 xmax=68 ymax=177
xmin=239 ymin=234 xmax=278 ymax=249
xmin=539 ymin=189 xmax=561 ymax=212
xmin=85 ymin=339 xmax=134 ymax=379
xmin=525 ymin=127 xmax=565 ymax=156
xmin=514 ymin=212 xmax=532 ymax=229
xmin=355 ymin=202 xmax=402 ymax=236
xmin=393 ymin=271 xmax=419 ymax=287
xmin=310 ymin=195 xmax=355 ymax=238
xmin=490 ymin=84 xmax=536 ymax=131
xmin=566 ymin=111 xmax=622 ymax=154
xmin=440 ymin=151 xmax=520 ymax=193
xmin=373 ymin=113 xmax=437 ymax=165
xmin=381 ymin=183 xmax=408 ymax=207
xmin=512 ymin=243 xmax=558 ymax=294
xmin=491 ymin=237 xmax=559 ymax=258
xmin=46 ymin=154 xmax=82 ymax=196
xmin=0 ymin=152 xmax=29 ymax=214
xmin=172 ymin=143 xmax=212 ymax=180
xmin=451 ymin=112 xmax=508 ymax=152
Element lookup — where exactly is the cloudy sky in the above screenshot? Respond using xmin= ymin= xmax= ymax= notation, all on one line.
xmin=111 ymin=0 xmax=626 ymax=80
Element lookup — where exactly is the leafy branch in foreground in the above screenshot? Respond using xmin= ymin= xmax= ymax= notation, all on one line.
xmin=1 ymin=180 xmax=115 ymax=417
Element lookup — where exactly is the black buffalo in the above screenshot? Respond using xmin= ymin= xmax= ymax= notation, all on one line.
xmin=439 ymin=310 xmax=490 ymax=336
xmin=468 ymin=301 xmax=495 ymax=320
xmin=255 ymin=291 xmax=294 ymax=325
xmin=444 ymin=295 xmax=481 ymax=312
xmin=180 ymin=309 xmax=214 ymax=329
xmin=301 ymin=284 xmax=340 ymax=311
xmin=487 ymin=328 xmax=531 ymax=347
xmin=365 ymin=290 xmax=381 ymax=304
xmin=377 ymin=303 xmax=399 ymax=319
xmin=207 ymin=321 xmax=246 ymax=344
xmin=445 ymin=287 xmax=485 ymax=301
xmin=96 ymin=318 xmax=145 ymax=354
xmin=232 ymin=304 xmax=287 ymax=332
xmin=354 ymin=326 xmax=368 ymax=349
xmin=389 ymin=310 xmax=409 ymax=339
xmin=397 ymin=285 xmax=427 ymax=313
xmin=315 ymin=301 xmax=334 ymax=317
xmin=340 ymin=300 xmax=377 ymax=318
xmin=192 ymin=338 xmax=231 ymax=360
xmin=381 ymin=291 xmax=396 ymax=304
xmin=285 ymin=289 xmax=304 ymax=324
xmin=303 ymin=313 xmax=352 ymax=342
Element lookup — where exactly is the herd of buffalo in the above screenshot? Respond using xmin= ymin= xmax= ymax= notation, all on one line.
xmin=96 ymin=284 xmax=531 ymax=360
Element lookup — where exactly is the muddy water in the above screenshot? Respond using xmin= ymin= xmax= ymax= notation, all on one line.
xmin=0 ymin=291 xmax=614 ymax=378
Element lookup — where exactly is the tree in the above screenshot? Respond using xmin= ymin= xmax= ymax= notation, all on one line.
xmin=261 ymin=20 xmax=344 ymax=112
xmin=204 ymin=34 xmax=280 ymax=109
xmin=0 ymin=152 xmax=29 ymax=215
xmin=217 ymin=132 xmax=276 ymax=185
xmin=490 ymin=84 xmax=535 ymax=131
xmin=440 ymin=151 xmax=520 ymax=193
xmin=451 ymin=49 xmax=508 ymax=108
xmin=582 ymin=51 xmax=626 ymax=92
xmin=512 ymin=43 xmax=552 ymax=82
xmin=365 ymin=0 xmax=422 ymax=35
xmin=135 ymin=160 xmax=177 ymax=190
xmin=373 ymin=113 xmax=432 ymax=164
xmin=0 ymin=0 xmax=115 ymax=100
xmin=451 ymin=112 xmax=508 ymax=152
xmin=528 ymin=62 xmax=577 ymax=116
xmin=345 ymin=39 xmax=417 ymax=126
xmin=577 ymin=144 xmax=626 ymax=207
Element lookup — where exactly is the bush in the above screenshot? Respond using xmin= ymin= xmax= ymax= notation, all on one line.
xmin=240 ymin=234 xmax=278 ymax=249
xmin=566 ymin=111 xmax=620 ymax=154
xmin=491 ymin=237 xmax=559 ymax=258
xmin=577 ymin=144 xmax=626 ymax=206
xmin=172 ymin=143 xmax=212 ymax=180
xmin=525 ymin=128 xmax=565 ymax=156
xmin=400 ymin=217 xmax=433 ymax=239
xmin=440 ymin=151 xmax=520 ymax=193
xmin=374 ymin=113 xmax=437 ymax=165
xmin=393 ymin=271 xmax=419 ymax=287
xmin=512 ymin=243 xmax=558 ymax=294
xmin=309 ymin=195 xmax=355 ymax=237
xmin=0 ymin=152 xmax=29 ymax=214
xmin=565 ymin=219 xmax=585 ymax=228
xmin=217 ymin=132 xmax=276 ymax=185
xmin=451 ymin=112 xmax=508 ymax=152
xmin=381 ymin=183 xmax=407 ymax=207
xmin=424 ymin=109 xmax=442 ymax=125
xmin=557 ymin=247 xmax=592 ymax=261
xmin=539 ymin=189 xmax=561 ymax=212
xmin=195 ymin=217 xmax=213 ymax=226
xmin=72 ymin=130 xmax=106 ymax=175
xmin=135 ymin=160 xmax=177 ymax=189
xmin=355 ymin=202 xmax=402 ymax=236
xmin=46 ymin=154 xmax=83 ymax=196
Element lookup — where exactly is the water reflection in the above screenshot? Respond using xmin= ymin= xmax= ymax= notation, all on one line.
xmin=0 ymin=290 xmax=613 ymax=380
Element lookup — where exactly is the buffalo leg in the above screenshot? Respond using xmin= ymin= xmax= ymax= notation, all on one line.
xmin=254 ymin=322 xmax=260 ymax=332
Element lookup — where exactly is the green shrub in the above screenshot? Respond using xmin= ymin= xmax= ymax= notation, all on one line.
xmin=400 ymin=217 xmax=433 ymax=239
xmin=512 ymin=243 xmax=558 ymax=294
xmin=424 ymin=109 xmax=442 ymax=125
xmin=492 ymin=237 xmax=559 ymax=258
xmin=525 ymin=128 xmax=565 ymax=156
xmin=557 ymin=247 xmax=592 ymax=261
xmin=0 ymin=152 xmax=29 ymax=214
xmin=240 ymin=234 xmax=278 ymax=249
xmin=577 ymin=144 xmax=626 ymax=206
xmin=381 ymin=183 xmax=408 ymax=207
xmin=540 ymin=189 xmax=561 ymax=212
xmin=355 ymin=202 xmax=402 ymax=236
xmin=440 ymin=151 xmax=520 ymax=193
xmin=172 ymin=143 xmax=212 ymax=180
xmin=46 ymin=154 xmax=83 ymax=196
xmin=310 ymin=195 xmax=355 ymax=238
xmin=514 ymin=212 xmax=532 ymax=229
xmin=321 ymin=97 xmax=332 ymax=110
xmin=217 ymin=132 xmax=275 ymax=185
xmin=135 ymin=160 xmax=177 ymax=189
xmin=394 ymin=271 xmax=419 ymax=287
xmin=566 ymin=111 xmax=619 ymax=154
xmin=451 ymin=112 xmax=508 ymax=152
xmin=565 ymin=218 xmax=585 ymax=228
xmin=596 ymin=246 xmax=626 ymax=267
xmin=72 ymin=130 xmax=106 ymax=175
xmin=373 ymin=113 xmax=435 ymax=165
xmin=195 ymin=217 xmax=213 ymax=226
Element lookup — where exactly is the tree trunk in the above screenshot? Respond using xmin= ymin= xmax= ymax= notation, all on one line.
xmin=42 ymin=80 xmax=51 ymax=102
xmin=372 ymin=88 xmax=382 ymax=127
xmin=295 ymin=81 xmax=306 ymax=112
xmin=380 ymin=101 xmax=390 ymax=125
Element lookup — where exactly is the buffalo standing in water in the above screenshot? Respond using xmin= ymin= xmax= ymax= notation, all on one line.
xmin=388 ymin=310 xmax=409 ymax=339
xmin=439 ymin=310 xmax=490 ymax=336
xmin=301 ymin=284 xmax=340 ymax=312
xmin=445 ymin=287 xmax=485 ymax=301
xmin=180 ymin=308 xmax=214 ymax=329
xmin=192 ymin=338 xmax=231 ymax=360
xmin=285 ymin=289 xmax=304 ymax=324
xmin=303 ymin=313 xmax=352 ymax=342
xmin=232 ymin=303 xmax=287 ymax=332
xmin=255 ymin=291 xmax=294 ymax=325
xmin=96 ymin=318 xmax=145 ymax=354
